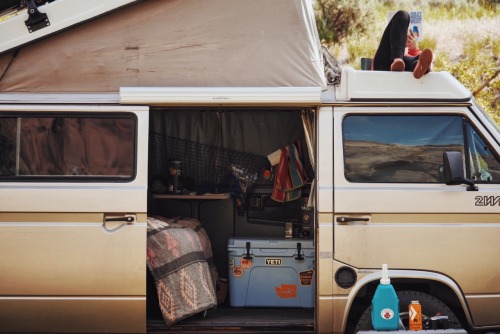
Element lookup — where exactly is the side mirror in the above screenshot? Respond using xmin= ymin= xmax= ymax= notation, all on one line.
xmin=443 ymin=151 xmax=464 ymax=185
xmin=443 ymin=151 xmax=478 ymax=191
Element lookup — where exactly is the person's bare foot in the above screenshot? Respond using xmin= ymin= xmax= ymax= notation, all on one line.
xmin=390 ymin=58 xmax=405 ymax=71
xmin=413 ymin=48 xmax=433 ymax=79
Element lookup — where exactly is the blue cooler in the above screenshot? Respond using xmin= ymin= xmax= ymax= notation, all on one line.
xmin=227 ymin=238 xmax=315 ymax=308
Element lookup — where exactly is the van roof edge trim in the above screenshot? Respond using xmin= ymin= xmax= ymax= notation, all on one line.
xmin=119 ymin=87 xmax=323 ymax=105
xmin=0 ymin=93 xmax=120 ymax=104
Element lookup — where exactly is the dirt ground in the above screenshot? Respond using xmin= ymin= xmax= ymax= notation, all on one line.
xmin=426 ymin=16 xmax=500 ymax=60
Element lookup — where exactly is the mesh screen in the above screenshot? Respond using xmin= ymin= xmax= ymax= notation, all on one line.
xmin=150 ymin=133 xmax=269 ymax=192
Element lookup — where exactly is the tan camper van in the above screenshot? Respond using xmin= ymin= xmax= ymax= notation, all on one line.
xmin=0 ymin=0 xmax=499 ymax=333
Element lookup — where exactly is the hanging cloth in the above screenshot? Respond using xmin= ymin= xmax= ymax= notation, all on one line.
xmin=271 ymin=143 xmax=308 ymax=202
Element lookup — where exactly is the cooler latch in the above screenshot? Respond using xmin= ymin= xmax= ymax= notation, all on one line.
xmin=295 ymin=242 xmax=304 ymax=260
xmin=244 ymin=241 xmax=253 ymax=260
xmin=25 ymin=0 xmax=50 ymax=33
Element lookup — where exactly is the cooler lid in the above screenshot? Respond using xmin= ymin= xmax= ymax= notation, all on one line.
xmin=228 ymin=238 xmax=313 ymax=249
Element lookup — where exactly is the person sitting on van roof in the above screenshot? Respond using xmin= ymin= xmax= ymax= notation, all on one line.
xmin=372 ymin=10 xmax=433 ymax=79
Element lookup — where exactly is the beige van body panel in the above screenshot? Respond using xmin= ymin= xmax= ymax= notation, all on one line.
xmin=332 ymin=106 xmax=500 ymax=329
xmin=332 ymin=268 xmax=473 ymax=332
xmin=317 ymin=106 xmax=334 ymax=213
xmin=0 ymin=213 xmax=147 ymax=296
xmin=317 ymin=212 xmax=335 ymax=333
xmin=0 ymin=298 xmax=145 ymax=333
xmin=316 ymin=106 xmax=335 ymax=333
xmin=317 ymin=297 xmax=335 ymax=334
xmin=0 ymin=105 xmax=149 ymax=333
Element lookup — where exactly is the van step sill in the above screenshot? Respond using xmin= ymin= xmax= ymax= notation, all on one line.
xmin=147 ymin=307 xmax=314 ymax=332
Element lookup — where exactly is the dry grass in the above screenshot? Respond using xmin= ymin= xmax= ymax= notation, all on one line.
xmin=425 ymin=17 xmax=499 ymax=60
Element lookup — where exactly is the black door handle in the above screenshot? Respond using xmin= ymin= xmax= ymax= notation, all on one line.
xmin=336 ymin=217 xmax=369 ymax=223
xmin=104 ymin=216 xmax=135 ymax=223
xmin=103 ymin=215 xmax=135 ymax=232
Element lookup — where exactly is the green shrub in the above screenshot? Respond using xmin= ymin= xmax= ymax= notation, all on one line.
xmin=317 ymin=1 xmax=499 ymax=125
xmin=434 ymin=36 xmax=499 ymax=123
xmin=315 ymin=0 xmax=376 ymax=45
xmin=347 ymin=36 xmax=379 ymax=69
xmin=418 ymin=37 xmax=437 ymax=53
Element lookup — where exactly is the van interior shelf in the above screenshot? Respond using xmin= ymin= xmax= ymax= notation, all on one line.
xmin=152 ymin=192 xmax=231 ymax=218
xmin=152 ymin=193 xmax=230 ymax=200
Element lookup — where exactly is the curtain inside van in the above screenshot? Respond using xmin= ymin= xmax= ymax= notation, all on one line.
xmin=148 ymin=109 xmax=314 ymax=192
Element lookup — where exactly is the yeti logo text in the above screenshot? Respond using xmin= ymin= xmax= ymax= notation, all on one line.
xmin=265 ymin=258 xmax=282 ymax=266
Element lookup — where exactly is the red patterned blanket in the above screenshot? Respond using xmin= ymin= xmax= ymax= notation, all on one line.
xmin=146 ymin=216 xmax=217 ymax=326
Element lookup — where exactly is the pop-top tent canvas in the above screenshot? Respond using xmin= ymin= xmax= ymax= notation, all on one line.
xmin=0 ymin=0 xmax=326 ymax=93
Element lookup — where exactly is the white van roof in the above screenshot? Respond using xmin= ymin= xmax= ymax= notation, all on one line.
xmin=0 ymin=0 xmax=139 ymax=55
xmin=0 ymin=0 xmax=326 ymax=93
xmin=332 ymin=67 xmax=471 ymax=103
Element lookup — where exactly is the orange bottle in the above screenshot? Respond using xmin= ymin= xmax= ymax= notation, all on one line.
xmin=409 ymin=300 xmax=422 ymax=330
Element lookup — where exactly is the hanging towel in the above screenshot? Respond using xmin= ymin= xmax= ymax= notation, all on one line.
xmin=271 ymin=143 xmax=308 ymax=202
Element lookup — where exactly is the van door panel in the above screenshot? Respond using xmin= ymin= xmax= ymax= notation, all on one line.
xmin=0 ymin=214 xmax=146 ymax=296
xmin=333 ymin=107 xmax=500 ymax=327
xmin=0 ymin=298 xmax=145 ymax=333
xmin=0 ymin=105 xmax=149 ymax=333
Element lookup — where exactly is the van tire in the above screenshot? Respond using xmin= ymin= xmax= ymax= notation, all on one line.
xmin=353 ymin=290 xmax=463 ymax=332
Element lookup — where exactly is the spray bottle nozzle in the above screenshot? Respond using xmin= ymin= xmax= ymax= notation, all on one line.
xmin=380 ymin=264 xmax=390 ymax=284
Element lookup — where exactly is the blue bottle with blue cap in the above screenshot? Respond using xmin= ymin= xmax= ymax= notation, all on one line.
xmin=371 ymin=264 xmax=399 ymax=330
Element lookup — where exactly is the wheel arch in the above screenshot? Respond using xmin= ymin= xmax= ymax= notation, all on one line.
xmin=342 ymin=270 xmax=473 ymax=333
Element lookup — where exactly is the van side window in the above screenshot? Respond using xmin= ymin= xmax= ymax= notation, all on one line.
xmin=0 ymin=118 xmax=17 ymax=176
xmin=0 ymin=115 xmax=135 ymax=180
xmin=343 ymin=115 xmax=464 ymax=183
xmin=465 ymin=122 xmax=500 ymax=182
